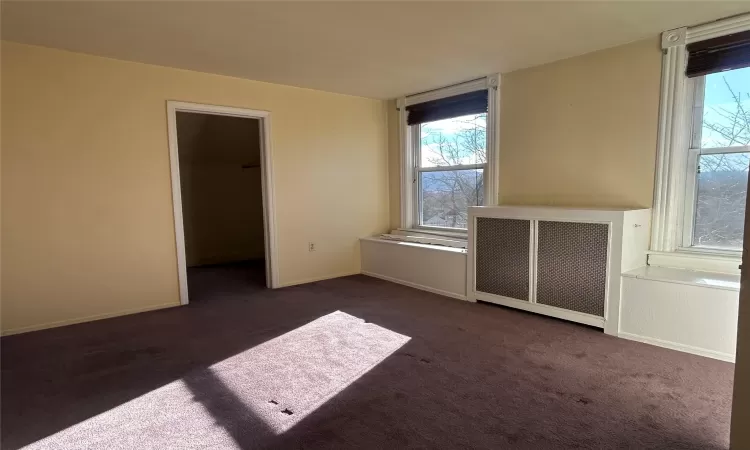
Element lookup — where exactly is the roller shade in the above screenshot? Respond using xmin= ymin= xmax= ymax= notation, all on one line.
xmin=686 ymin=29 xmax=750 ymax=78
xmin=406 ymin=90 xmax=488 ymax=126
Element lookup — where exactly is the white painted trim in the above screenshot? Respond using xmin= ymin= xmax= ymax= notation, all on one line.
xmin=686 ymin=13 xmax=750 ymax=44
xmin=651 ymin=44 xmax=689 ymax=252
xmin=379 ymin=234 xmax=467 ymax=249
xmin=662 ymin=27 xmax=687 ymax=49
xmin=623 ymin=265 xmax=740 ymax=291
xmin=1 ymin=303 xmax=178 ymax=336
xmin=618 ymin=332 xmax=735 ymax=363
xmin=276 ymin=272 xmax=360 ymax=288
xmin=469 ymin=205 xmax=641 ymax=221
xmin=397 ymin=97 xmax=413 ymax=229
xmin=419 ymin=163 xmax=484 ymax=172
xmin=602 ymin=221 xmax=618 ymax=336
xmin=404 ymin=77 xmax=489 ymax=106
xmin=647 ymin=251 xmax=741 ymax=275
xmin=475 ymin=291 xmax=606 ymax=328
xmin=393 ymin=227 xmax=468 ymax=240
xmin=485 ymin=75 xmax=500 ymax=207
xmin=699 ymin=145 xmax=750 ymax=155
xmin=411 ymin=123 xmax=422 ymax=228
xmin=166 ymin=101 xmax=279 ymax=306
xmin=680 ymin=79 xmax=701 ymax=248
xmin=361 ymin=236 xmax=467 ymax=254
xmin=529 ymin=219 xmax=537 ymax=303
xmin=362 ymin=271 xmax=468 ymax=301
xmin=466 ymin=215 xmax=478 ymax=302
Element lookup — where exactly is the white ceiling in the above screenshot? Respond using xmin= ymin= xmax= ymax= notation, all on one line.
xmin=2 ymin=1 xmax=749 ymax=99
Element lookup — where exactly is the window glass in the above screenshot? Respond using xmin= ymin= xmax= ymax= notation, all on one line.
xmin=420 ymin=114 xmax=486 ymax=168
xmin=693 ymin=153 xmax=749 ymax=248
xmin=420 ymin=169 xmax=483 ymax=229
xmin=701 ymin=67 xmax=750 ymax=149
xmin=417 ymin=113 xmax=486 ymax=229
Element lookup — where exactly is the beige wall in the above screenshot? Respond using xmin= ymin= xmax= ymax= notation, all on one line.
xmin=1 ymin=42 xmax=389 ymax=334
xmin=499 ymin=38 xmax=661 ymax=208
xmin=177 ymin=113 xmax=265 ymax=266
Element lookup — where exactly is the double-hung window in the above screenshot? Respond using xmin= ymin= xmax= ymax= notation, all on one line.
xmin=651 ymin=17 xmax=750 ymax=272
xmin=684 ymin=67 xmax=750 ymax=251
xmin=398 ymin=77 xmax=499 ymax=234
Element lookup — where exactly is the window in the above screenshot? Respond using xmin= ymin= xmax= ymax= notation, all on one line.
xmin=684 ymin=67 xmax=750 ymax=251
xmin=417 ymin=113 xmax=486 ymax=229
xmin=398 ymin=76 xmax=499 ymax=234
xmin=651 ymin=16 xmax=750 ymax=272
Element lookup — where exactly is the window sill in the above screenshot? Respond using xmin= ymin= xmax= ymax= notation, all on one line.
xmin=623 ymin=266 xmax=740 ymax=292
xmin=647 ymin=250 xmax=741 ymax=275
xmin=361 ymin=237 xmax=467 ymax=254
xmin=394 ymin=228 xmax=468 ymax=240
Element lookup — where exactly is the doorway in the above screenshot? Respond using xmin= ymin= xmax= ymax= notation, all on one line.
xmin=167 ymin=101 xmax=278 ymax=305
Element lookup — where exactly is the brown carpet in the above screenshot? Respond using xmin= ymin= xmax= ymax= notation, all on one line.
xmin=1 ymin=262 xmax=735 ymax=449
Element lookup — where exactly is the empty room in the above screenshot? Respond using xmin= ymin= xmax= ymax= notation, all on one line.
xmin=2 ymin=2 xmax=750 ymax=449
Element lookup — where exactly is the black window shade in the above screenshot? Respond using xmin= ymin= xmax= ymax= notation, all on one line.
xmin=686 ymin=29 xmax=750 ymax=78
xmin=405 ymin=90 xmax=488 ymax=125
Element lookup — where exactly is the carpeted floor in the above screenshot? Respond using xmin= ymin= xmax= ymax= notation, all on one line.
xmin=1 ymin=263 xmax=736 ymax=449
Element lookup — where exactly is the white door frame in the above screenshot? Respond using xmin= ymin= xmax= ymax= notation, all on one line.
xmin=166 ymin=100 xmax=279 ymax=305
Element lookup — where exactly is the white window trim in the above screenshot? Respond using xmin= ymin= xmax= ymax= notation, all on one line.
xmin=397 ymin=75 xmax=500 ymax=236
xmin=650 ymin=14 xmax=750 ymax=274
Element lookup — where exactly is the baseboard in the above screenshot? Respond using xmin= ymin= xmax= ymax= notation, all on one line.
xmin=618 ymin=331 xmax=735 ymax=363
xmin=277 ymin=272 xmax=361 ymax=288
xmin=475 ymin=291 xmax=605 ymax=328
xmin=1 ymin=302 xmax=180 ymax=337
xmin=362 ymin=271 xmax=468 ymax=301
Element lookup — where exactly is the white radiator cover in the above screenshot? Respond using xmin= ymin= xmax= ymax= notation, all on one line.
xmin=467 ymin=206 xmax=651 ymax=335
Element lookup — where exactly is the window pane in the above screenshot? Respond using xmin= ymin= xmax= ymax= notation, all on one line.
xmin=420 ymin=114 xmax=486 ymax=168
xmin=420 ymin=169 xmax=483 ymax=229
xmin=701 ymin=66 xmax=750 ymax=149
xmin=693 ymin=153 xmax=749 ymax=249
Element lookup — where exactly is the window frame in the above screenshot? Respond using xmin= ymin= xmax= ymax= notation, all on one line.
xmin=413 ymin=115 xmax=487 ymax=231
xmin=398 ymin=76 xmax=500 ymax=235
xmin=650 ymin=15 xmax=750 ymax=274
xmin=680 ymin=76 xmax=750 ymax=253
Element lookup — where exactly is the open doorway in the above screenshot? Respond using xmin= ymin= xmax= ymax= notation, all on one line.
xmin=167 ymin=102 xmax=277 ymax=305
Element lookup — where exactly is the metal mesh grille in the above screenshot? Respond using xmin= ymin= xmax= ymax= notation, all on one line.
xmin=536 ymin=221 xmax=608 ymax=317
xmin=475 ymin=217 xmax=530 ymax=301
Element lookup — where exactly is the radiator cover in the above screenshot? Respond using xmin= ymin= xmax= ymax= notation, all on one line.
xmin=536 ymin=221 xmax=608 ymax=317
xmin=475 ymin=217 xmax=530 ymax=301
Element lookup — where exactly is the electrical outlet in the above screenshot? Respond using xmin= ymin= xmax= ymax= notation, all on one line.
xmin=308 ymin=242 xmax=316 ymax=252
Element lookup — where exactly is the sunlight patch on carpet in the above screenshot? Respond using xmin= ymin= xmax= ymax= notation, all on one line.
xmin=22 ymin=311 xmax=410 ymax=449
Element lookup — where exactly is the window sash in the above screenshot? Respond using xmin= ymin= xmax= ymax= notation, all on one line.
xmin=418 ymin=163 xmax=485 ymax=173
xmin=412 ymin=122 xmax=486 ymax=230
xmin=682 ymin=148 xmax=749 ymax=252
xmin=681 ymin=76 xmax=749 ymax=252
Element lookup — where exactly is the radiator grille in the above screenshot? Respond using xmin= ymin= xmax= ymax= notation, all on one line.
xmin=536 ymin=221 xmax=608 ymax=317
xmin=475 ymin=217 xmax=530 ymax=301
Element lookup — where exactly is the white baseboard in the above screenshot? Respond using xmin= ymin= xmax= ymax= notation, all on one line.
xmin=277 ymin=271 xmax=361 ymax=288
xmin=618 ymin=331 xmax=735 ymax=363
xmin=474 ymin=291 xmax=605 ymax=328
xmin=362 ymin=271 xmax=468 ymax=301
xmin=1 ymin=302 xmax=179 ymax=336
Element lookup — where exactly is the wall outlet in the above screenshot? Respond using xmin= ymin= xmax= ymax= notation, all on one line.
xmin=308 ymin=242 xmax=316 ymax=252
